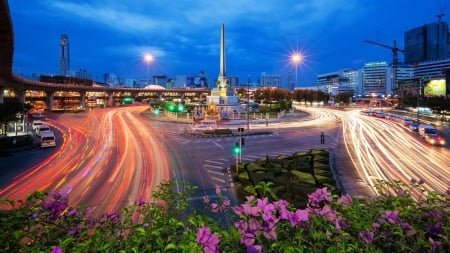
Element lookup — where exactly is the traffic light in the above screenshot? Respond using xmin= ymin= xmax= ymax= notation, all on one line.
xmin=233 ymin=142 xmax=241 ymax=155
xmin=167 ymin=104 xmax=175 ymax=112
xmin=177 ymin=104 xmax=184 ymax=112
xmin=241 ymin=137 xmax=245 ymax=146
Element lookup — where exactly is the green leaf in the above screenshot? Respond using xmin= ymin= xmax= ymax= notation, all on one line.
xmin=164 ymin=243 xmax=178 ymax=251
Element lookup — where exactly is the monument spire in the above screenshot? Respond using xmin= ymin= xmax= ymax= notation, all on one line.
xmin=219 ymin=24 xmax=226 ymax=78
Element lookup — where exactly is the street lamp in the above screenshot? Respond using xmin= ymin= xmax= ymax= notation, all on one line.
xmin=144 ymin=53 xmax=154 ymax=85
xmin=247 ymin=75 xmax=250 ymax=131
xmin=291 ymin=52 xmax=303 ymax=88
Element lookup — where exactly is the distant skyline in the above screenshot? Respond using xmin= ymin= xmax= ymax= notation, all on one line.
xmin=8 ymin=0 xmax=448 ymax=87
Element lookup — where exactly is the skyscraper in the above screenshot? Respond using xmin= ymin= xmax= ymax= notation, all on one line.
xmin=404 ymin=21 xmax=450 ymax=64
xmin=59 ymin=33 xmax=70 ymax=76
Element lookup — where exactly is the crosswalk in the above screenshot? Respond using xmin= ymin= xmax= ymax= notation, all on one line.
xmin=202 ymin=144 xmax=336 ymax=191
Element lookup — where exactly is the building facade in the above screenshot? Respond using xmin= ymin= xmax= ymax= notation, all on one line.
xmin=362 ymin=62 xmax=390 ymax=96
xmin=413 ymin=58 xmax=450 ymax=79
xmin=260 ymin=72 xmax=282 ymax=88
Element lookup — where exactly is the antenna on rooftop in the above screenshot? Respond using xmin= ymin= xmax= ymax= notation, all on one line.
xmin=437 ymin=5 xmax=446 ymax=22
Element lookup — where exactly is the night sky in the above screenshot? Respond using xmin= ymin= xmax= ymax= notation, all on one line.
xmin=8 ymin=0 xmax=447 ymax=87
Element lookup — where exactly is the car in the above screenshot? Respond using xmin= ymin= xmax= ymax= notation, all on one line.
xmin=32 ymin=120 xmax=43 ymax=130
xmin=36 ymin=124 xmax=51 ymax=136
xmin=191 ymin=124 xmax=213 ymax=131
xmin=40 ymin=131 xmax=56 ymax=148
xmin=424 ymin=134 xmax=446 ymax=146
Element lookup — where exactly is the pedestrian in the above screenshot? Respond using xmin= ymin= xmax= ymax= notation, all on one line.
xmin=320 ymin=132 xmax=325 ymax=144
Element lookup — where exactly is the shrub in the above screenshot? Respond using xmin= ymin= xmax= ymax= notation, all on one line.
xmin=1 ymin=179 xmax=449 ymax=252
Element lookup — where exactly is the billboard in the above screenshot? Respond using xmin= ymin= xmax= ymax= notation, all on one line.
xmin=424 ymin=79 xmax=446 ymax=96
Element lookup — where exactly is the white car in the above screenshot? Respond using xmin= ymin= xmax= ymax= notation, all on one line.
xmin=40 ymin=131 xmax=56 ymax=148
xmin=32 ymin=120 xmax=43 ymax=130
xmin=191 ymin=125 xmax=213 ymax=131
xmin=36 ymin=124 xmax=51 ymax=136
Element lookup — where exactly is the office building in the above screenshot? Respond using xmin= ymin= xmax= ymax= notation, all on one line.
xmin=59 ymin=33 xmax=70 ymax=76
xmin=413 ymin=58 xmax=450 ymax=79
xmin=317 ymin=69 xmax=362 ymax=95
xmin=404 ymin=21 xmax=450 ymax=63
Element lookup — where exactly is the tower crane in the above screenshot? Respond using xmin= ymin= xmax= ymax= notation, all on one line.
xmin=363 ymin=39 xmax=405 ymax=90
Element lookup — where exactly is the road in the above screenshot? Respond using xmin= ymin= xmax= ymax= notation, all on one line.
xmin=308 ymin=107 xmax=450 ymax=197
xmin=1 ymin=105 xmax=448 ymax=215
xmin=0 ymin=106 xmax=216 ymax=216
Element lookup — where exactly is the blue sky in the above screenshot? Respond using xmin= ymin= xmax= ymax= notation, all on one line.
xmin=8 ymin=0 xmax=446 ymax=87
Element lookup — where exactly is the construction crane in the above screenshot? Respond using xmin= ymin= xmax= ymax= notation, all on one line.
xmin=363 ymin=39 xmax=405 ymax=89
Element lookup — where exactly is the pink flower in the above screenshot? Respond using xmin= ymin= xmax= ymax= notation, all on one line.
xmin=51 ymin=246 xmax=62 ymax=253
xmin=197 ymin=226 xmax=220 ymax=253
xmin=288 ymin=209 xmax=309 ymax=226
xmin=381 ymin=210 xmax=400 ymax=224
xmin=247 ymin=245 xmax=262 ymax=253
xmin=210 ymin=203 xmax=219 ymax=213
xmin=337 ymin=194 xmax=353 ymax=206
xmin=203 ymin=195 xmax=210 ymax=204
xmin=319 ymin=205 xmax=337 ymax=222
xmin=215 ymin=186 xmax=221 ymax=195
xmin=359 ymin=231 xmax=374 ymax=244
xmin=308 ymin=187 xmax=332 ymax=207
xmin=240 ymin=232 xmax=256 ymax=246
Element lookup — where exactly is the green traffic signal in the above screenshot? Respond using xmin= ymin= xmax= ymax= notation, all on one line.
xmin=177 ymin=104 xmax=184 ymax=112
xmin=167 ymin=104 xmax=175 ymax=111
xmin=233 ymin=143 xmax=241 ymax=155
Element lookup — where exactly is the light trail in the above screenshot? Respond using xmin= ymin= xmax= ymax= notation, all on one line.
xmin=0 ymin=106 xmax=171 ymax=216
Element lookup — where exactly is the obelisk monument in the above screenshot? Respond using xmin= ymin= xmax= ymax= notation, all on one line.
xmin=206 ymin=24 xmax=243 ymax=118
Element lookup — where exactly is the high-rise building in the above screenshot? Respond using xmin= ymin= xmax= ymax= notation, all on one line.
xmin=363 ymin=62 xmax=390 ymax=96
xmin=404 ymin=21 xmax=450 ymax=64
xmin=59 ymin=33 xmax=70 ymax=76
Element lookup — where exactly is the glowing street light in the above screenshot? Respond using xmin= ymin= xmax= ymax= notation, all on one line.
xmin=144 ymin=53 xmax=154 ymax=85
xmin=291 ymin=52 xmax=303 ymax=87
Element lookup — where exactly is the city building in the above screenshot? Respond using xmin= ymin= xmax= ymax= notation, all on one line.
xmin=286 ymin=71 xmax=294 ymax=91
xmin=103 ymin=73 xmax=121 ymax=87
xmin=413 ymin=58 xmax=450 ymax=79
xmin=404 ymin=21 xmax=450 ymax=64
xmin=362 ymin=62 xmax=390 ymax=96
xmin=153 ymin=75 xmax=168 ymax=88
xmin=59 ymin=33 xmax=70 ymax=76
xmin=317 ymin=69 xmax=362 ymax=95
xmin=75 ymin=67 xmax=92 ymax=81
xmin=260 ymin=72 xmax=282 ymax=88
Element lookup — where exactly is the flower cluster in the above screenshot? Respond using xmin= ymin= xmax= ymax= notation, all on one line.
xmin=203 ymin=186 xmax=231 ymax=213
xmin=196 ymin=226 xmax=220 ymax=253
xmin=37 ymin=192 xmax=69 ymax=220
xmin=232 ymin=195 xmax=309 ymax=251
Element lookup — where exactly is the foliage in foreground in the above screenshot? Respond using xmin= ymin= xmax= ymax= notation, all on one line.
xmin=1 ymin=179 xmax=450 ymax=252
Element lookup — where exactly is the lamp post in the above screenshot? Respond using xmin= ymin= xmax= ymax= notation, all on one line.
xmin=291 ymin=52 xmax=302 ymax=88
xmin=247 ymin=75 xmax=250 ymax=131
xmin=144 ymin=53 xmax=154 ymax=85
